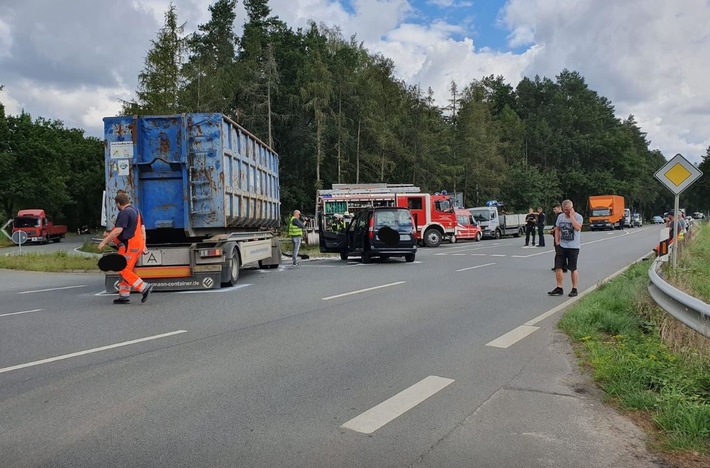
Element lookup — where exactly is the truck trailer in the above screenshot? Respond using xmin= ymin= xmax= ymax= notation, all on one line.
xmin=588 ymin=195 xmax=625 ymax=230
xmin=102 ymin=113 xmax=281 ymax=292
xmin=12 ymin=209 xmax=67 ymax=244
xmin=469 ymin=205 xmax=526 ymax=239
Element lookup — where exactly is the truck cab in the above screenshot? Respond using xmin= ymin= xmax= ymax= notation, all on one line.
xmin=13 ymin=209 xmax=67 ymax=244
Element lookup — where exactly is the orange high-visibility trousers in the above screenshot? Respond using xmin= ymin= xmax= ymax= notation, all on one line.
xmin=115 ymin=213 xmax=146 ymax=298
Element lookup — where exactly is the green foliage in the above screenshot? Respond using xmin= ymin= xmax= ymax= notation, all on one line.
xmin=0 ymin=251 xmax=99 ymax=272
xmin=559 ymin=256 xmax=710 ymax=453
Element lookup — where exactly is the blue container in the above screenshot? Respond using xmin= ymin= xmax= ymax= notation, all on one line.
xmin=104 ymin=113 xmax=280 ymax=237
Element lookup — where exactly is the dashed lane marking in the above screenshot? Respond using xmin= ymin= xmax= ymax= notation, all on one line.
xmin=322 ymin=281 xmax=406 ymax=301
xmin=0 ymin=330 xmax=188 ymax=374
xmin=486 ymin=325 xmax=540 ymax=348
xmin=342 ymin=376 xmax=455 ymax=434
xmin=456 ymin=262 xmax=495 ymax=272
xmin=18 ymin=285 xmax=88 ymax=295
xmin=0 ymin=309 xmax=42 ymax=318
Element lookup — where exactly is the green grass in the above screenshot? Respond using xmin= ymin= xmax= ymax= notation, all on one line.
xmin=664 ymin=223 xmax=710 ymax=303
xmin=0 ymin=250 xmax=100 ymax=272
xmin=559 ymin=224 xmax=710 ymax=456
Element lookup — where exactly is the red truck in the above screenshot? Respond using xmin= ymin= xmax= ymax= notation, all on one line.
xmin=12 ymin=209 xmax=67 ymax=244
xmin=316 ymin=184 xmax=457 ymax=248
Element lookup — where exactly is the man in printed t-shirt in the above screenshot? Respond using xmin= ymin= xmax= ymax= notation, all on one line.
xmin=548 ymin=199 xmax=583 ymax=298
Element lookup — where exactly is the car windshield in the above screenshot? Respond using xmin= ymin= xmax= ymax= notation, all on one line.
xmin=375 ymin=209 xmax=412 ymax=229
xmin=591 ymin=209 xmax=611 ymax=217
xmin=14 ymin=217 xmax=40 ymax=228
xmin=470 ymin=209 xmax=490 ymax=222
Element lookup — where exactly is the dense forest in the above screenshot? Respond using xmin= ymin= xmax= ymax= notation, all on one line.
xmin=1 ymin=0 xmax=708 ymax=229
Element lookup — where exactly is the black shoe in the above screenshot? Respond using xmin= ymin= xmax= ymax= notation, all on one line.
xmin=548 ymin=287 xmax=563 ymax=296
xmin=113 ymin=297 xmax=130 ymax=305
xmin=563 ymin=269 xmax=568 ymax=273
xmin=538 ymin=244 xmax=545 ymax=247
xmin=141 ymin=283 xmax=154 ymax=303
xmin=568 ymin=289 xmax=578 ymax=297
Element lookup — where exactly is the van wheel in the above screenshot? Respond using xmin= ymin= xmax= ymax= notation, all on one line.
xmin=449 ymin=235 xmax=456 ymax=244
xmin=494 ymin=230 xmax=502 ymax=240
xmin=476 ymin=232 xmax=482 ymax=242
xmin=405 ymin=253 xmax=415 ymax=262
xmin=423 ymin=229 xmax=442 ymax=247
xmin=340 ymin=252 xmax=348 ymax=261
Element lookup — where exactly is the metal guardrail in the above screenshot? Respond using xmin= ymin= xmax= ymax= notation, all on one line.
xmin=648 ymin=244 xmax=710 ymax=338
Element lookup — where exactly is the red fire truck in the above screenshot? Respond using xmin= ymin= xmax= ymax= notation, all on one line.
xmin=316 ymin=184 xmax=457 ymax=249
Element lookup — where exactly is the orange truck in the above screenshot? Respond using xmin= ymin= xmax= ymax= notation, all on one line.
xmin=12 ymin=209 xmax=67 ymax=244
xmin=588 ymin=195 xmax=625 ymax=231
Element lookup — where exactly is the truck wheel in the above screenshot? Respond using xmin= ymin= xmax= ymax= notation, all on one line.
xmin=43 ymin=235 xmax=50 ymax=245
xmin=476 ymin=232 xmax=482 ymax=242
xmin=340 ymin=252 xmax=348 ymax=261
xmin=224 ymin=251 xmax=240 ymax=286
xmin=405 ymin=253 xmax=415 ymax=262
xmin=449 ymin=235 xmax=457 ymax=244
xmin=494 ymin=229 xmax=501 ymax=240
xmin=423 ymin=229 xmax=442 ymax=248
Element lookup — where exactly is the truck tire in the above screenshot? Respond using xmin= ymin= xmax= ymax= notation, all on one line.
xmin=494 ymin=229 xmax=501 ymax=240
xmin=223 ymin=250 xmax=240 ymax=287
xmin=476 ymin=232 xmax=482 ymax=242
xmin=449 ymin=235 xmax=457 ymax=244
xmin=423 ymin=228 xmax=442 ymax=248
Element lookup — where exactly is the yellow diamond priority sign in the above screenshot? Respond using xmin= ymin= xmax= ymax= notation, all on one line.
xmin=654 ymin=153 xmax=703 ymax=195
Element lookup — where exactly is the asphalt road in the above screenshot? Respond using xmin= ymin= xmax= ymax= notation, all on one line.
xmin=0 ymin=226 xmax=668 ymax=467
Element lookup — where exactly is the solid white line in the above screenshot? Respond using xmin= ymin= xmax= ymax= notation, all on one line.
xmin=322 ymin=281 xmax=405 ymax=301
xmin=0 ymin=330 xmax=188 ymax=374
xmin=456 ymin=262 xmax=495 ymax=272
xmin=342 ymin=376 xmax=455 ymax=434
xmin=0 ymin=309 xmax=42 ymax=318
xmin=486 ymin=325 xmax=540 ymax=348
xmin=18 ymin=285 xmax=87 ymax=295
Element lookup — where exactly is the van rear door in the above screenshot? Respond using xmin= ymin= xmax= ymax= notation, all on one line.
xmin=318 ymin=212 xmax=348 ymax=253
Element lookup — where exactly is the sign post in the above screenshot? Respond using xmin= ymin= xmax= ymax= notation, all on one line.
xmin=654 ymin=153 xmax=703 ymax=268
xmin=11 ymin=230 xmax=28 ymax=254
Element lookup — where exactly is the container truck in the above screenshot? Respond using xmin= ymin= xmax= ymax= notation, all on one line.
xmin=468 ymin=204 xmax=526 ymax=239
xmin=12 ymin=209 xmax=67 ymax=244
xmin=588 ymin=195 xmax=625 ymax=230
xmin=315 ymin=184 xmax=457 ymax=248
xmin=102 ymin=113 xmax=281 ymax=292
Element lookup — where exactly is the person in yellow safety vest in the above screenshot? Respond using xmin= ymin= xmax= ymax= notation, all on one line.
xmin=288 ymin=210 xmax=306 ymax=266
xmin=331 ymin=213 xmax=346 ymax=232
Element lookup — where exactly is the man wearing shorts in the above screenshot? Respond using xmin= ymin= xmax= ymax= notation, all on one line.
xmin=548 ymin=199 xmax=583 ymax=297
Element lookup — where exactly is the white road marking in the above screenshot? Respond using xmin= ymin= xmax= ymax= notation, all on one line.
xmin=0 ymin=309 xmax=42 ymax=318
xmin=178 ymin=284 xmax=251 ymax=294
xmin=18 ymin=285 xmax=87 ymax=295
xmin=486 ymin=325 xmax=540 ymax=348
xmin=456 ymin=262 xmax=495 ymax=272
xmin=342 ymin=376 xmax=455 ymax=434
xmin=322 ymin=281 xmax=405 ymax=300
xmin=469 ymin=253 xmax=486 ymax=256
xmin=0 ymin=330 xmax=188 ymax=374
xmin=490 ymin=254 xmax=506 ymax=257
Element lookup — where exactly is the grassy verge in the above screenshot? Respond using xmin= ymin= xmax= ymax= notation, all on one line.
xmin=559 ymin=224 xmax=710 ymax=465
xmin=0 ymin=250 xmax=100 ymax=272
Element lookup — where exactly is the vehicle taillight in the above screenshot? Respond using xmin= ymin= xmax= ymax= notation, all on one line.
xmin=368 ymin=215 xmax=375 ymax=240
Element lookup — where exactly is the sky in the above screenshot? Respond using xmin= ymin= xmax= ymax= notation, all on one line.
xmin=1 ymin=0 xmax=709 ymax=166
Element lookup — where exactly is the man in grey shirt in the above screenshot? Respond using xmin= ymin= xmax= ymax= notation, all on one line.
xmin=548 ymin=199 xmax=583 ymax=297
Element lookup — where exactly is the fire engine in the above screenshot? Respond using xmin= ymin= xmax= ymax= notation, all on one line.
xmin=316 ymin=184 xmax=457 ymax=248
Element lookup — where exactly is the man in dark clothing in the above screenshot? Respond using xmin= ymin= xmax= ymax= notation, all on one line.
xmin=536 ymin=207 xmax=546 ymax=247
xmin=524 ymin=208 xmax=537 ymax=246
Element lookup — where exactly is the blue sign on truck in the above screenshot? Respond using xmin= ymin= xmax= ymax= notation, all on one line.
xmin=103 ymin=113 xmax=282 ymax=291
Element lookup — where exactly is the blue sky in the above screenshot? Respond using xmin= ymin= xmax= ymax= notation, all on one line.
xmin=1 ymin=0 xmax=709 ymax=165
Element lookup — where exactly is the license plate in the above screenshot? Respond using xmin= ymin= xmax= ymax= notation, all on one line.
xmin=141 ymin=250 xmax=162 ymax=266
xmin=399 ymin=234 xmax=410 ymax=241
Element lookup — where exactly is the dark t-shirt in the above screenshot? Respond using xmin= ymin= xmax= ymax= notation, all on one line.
xmin=537 ymin=212 xmax=546 ymax=226
xmin=115 ymin=206 xmax=139 ymax=243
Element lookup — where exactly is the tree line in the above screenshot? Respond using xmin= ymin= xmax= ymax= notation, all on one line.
xmin=1 ymin=0 xmax=708 ymax=229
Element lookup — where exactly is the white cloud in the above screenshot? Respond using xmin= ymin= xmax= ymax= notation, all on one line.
xmin=0 ymin=0 xmax=709 ymax=166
